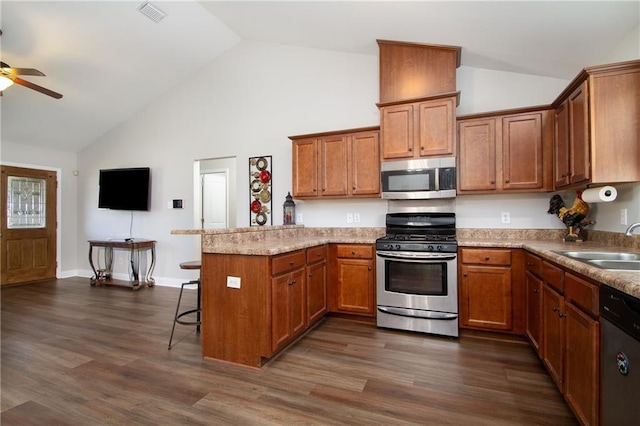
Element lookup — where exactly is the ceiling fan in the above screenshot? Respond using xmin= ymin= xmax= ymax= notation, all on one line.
xmin=0 ymin=29 xmax=63 ymax=99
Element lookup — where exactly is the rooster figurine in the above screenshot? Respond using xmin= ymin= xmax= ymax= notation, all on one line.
xmin=547 ymin=190 xmax=595 ymax=241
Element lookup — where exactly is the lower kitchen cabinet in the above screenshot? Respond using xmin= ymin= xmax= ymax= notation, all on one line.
xmin=459 ymin=248 xmax=524 ymax=333
xmin=306 ymin=245 xmax=328 ymax=325
xmin=540 ymin=260 xmax=600 ymax=426
xmin=329 ymin=244 xmax=376 ymax=316
xmin=525 ymin=252 xmax=543 ymax=354
xmin=271 ymin=251 xmax=307 ymax=352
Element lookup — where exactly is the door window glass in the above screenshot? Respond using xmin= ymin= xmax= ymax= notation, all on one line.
xmin=7 ymin=176 xmax=46 ymax=228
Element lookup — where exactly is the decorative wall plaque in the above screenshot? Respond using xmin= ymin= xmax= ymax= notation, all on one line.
xmin=249 ymin=156 xmax=272 ymax=226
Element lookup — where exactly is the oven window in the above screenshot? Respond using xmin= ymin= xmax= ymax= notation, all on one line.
xmin=385 ymin=260 xmax=447 ymax=296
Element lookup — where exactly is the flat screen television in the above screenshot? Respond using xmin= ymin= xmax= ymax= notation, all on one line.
xmin=98 ymin=167 xmax=151 ymax=211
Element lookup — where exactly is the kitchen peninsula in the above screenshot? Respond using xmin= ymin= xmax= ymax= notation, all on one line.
xmin=173 ymin=226 xmax=640 ymax=370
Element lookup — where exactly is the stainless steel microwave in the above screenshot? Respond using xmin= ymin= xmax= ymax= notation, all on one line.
xmin=380 ymin=157 xmax=457 ymax=199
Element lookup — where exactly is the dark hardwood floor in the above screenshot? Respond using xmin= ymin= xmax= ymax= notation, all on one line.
xmin=1 ymin=278 xmax=577 ymax=425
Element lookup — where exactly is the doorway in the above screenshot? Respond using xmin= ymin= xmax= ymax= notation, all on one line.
xmin=1 ymin=165 xmax=57 ymax=285
xmin=194 ymin=157 xmax=237 ymax=230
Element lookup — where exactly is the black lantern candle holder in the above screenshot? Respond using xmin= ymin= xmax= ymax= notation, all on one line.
xmin=283 ymin=192 xmax=296 ymax=225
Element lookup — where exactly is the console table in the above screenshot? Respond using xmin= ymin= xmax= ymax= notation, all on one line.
xmin=88 ymin=239 xmax=156 ymax=290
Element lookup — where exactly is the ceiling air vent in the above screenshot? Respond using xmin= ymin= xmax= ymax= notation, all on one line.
xmin=138 ymin=2 xmax=166 ymax=23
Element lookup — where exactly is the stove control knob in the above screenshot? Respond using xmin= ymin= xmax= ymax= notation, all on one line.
xmin=428 ymin=245 xmax=434 ymax=251
xmin=395 ymin=245 xmax=401 ymax=250
xmin=437 ymin=245 xmax=443 ymax=251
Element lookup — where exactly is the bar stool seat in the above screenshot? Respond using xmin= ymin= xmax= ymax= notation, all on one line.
xmin=168 ymin=260 xmax=201 ymax=349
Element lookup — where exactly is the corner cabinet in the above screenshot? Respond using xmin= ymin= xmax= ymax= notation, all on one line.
xmin=524 ymin=252 xmax=543 ymax=354
xmin=459 ymin=248 xmax=525 ymax=333
xmin=457 ymin=107 xmax=554 ymax=194
xmin=291 ymin=127 xmax=380 ymax=199
xmin=329 ymin=244 xmax=376 ymax=317
xmin=378 ymin=93 xmax=459 ymax=160
xmin=552 ymin=60 xmax=640 ymax=188
xmin=271 ymin=250 xmax=307 ymax=351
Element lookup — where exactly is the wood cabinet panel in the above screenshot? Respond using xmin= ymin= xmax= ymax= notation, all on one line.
xmin=458 ymin=109 xmax=552 ymax=194
xmin=525 ymin=270 xmax=543 ymax=354
xmin=307 ymin=260 xmax=327 ymax=325
xmin=380 ymin=103 xmax=414 ymax=159
xmin=291 ymin=127 xmax=380 ymax=199
xmin=460 ymin=248 xmax=511 ymax=266
xmin=460 ymin=264 xmax=513 ymax=331
xmin=336 ymin=244 xmax=373 ymax=259
xmin=565 ymin=272 xmax=599 ymax=317
xmin=272 ymin=250 xmax=306 ymax=276
xmin=568 ymin=82 xmax=590 ymax=185
xmin=335 ymin=258 xmax=375 ymax=315
xmin=542 ymin=284 xmax=565 ymax=391
xmin=564 ymin=302 xmax=599 ymax=426
xmin=542 ymin=261 xmax=564 ymax=293
xmin=418 ymin=97 xmax=456 ymax=157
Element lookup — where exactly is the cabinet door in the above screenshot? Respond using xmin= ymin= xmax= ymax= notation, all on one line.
xmin=272 ymin=274 xmax=293 ymax=350
xmin=502 ymin=113 xmax=543 ymax=190
xmin=417 ymin=97 xmax=455 ymax=157
xmin=290 ymin=268 xmax=306 ymax=337
xmin=319 ymin=135 xmax=348 ymax=197
xmin=568 ymin=81 xmax=590 ymax=185
xmin=564 ymin=302 xmax=599 ymax=426
xmin=292 ymin=138 xmax=318 ymax=197
xmin=380 ymin=103 xmax=414 ymax=160
xmin=307 ymin=261 xmax=327 ymax=325
xmin=458 ymin=118 xmax=497 ymax=191
xmin=525 ymin=270 xmax=543 ymax=354
xmin=554 ymin=100 xmax=571 ymax=188
xmin=350 ymin=131 xmax=380 ymax=196
xmin=542 ymin=284 xmax=565 ymax=391
xmin=336 ymin=258 xmax=375 ymax=315
xmin=460 ymin=265 xmax=512 ymax=331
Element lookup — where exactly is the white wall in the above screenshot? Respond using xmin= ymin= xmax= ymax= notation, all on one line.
xmin=0 ymin=140 xmax=79 ymax=277
xmin=7 ymin=33 xmax=637 ymax=284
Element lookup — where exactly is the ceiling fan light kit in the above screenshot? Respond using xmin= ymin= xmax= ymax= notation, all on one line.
xmin=0 ymin=75 xmax=14 ymax=91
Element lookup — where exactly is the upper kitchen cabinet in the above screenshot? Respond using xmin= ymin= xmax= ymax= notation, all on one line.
xmin=378 ymin=93 xmax=459 ymax=160
xmin=552 ymin=60 xmax=640 ymax=188
xmin=377 ymin=39 xmax=461 ymax=103
xmin=457 ymin=107 xmax=554 ymax=194
xmin=291 ymin=127 xmax=380 ymax=199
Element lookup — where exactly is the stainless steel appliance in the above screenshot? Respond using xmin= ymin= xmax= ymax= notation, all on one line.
xmin=600 ymin=285 xmax=640 ymax=425
xmin=376 ymin=210 xmax=458 ymax=337
xmin=380 ymin=157 xmax=456 ymax=200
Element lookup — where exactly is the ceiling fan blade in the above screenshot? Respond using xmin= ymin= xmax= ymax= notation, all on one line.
xmin=1 ymin=66 xmax=46 ymax=77
xmin=10 ymin=76 xmax=63 ymax=99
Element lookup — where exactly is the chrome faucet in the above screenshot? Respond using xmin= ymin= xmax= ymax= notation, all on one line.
xmin=626 ymin=222 xmax=640 ymax=236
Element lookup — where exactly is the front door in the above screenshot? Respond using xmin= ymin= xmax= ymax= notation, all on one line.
xmin=1 ymin=166 xmax=57 ymax=285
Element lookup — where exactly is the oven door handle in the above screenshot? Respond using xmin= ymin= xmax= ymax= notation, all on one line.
xmin=376 ymin=251 xmax=457 ymax=261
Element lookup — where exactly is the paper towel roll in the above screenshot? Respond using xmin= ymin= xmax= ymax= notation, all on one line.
xmin=581 ymin=186 xmax=617 ymax=203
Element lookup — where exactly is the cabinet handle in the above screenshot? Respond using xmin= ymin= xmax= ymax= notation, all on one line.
xmin=351 ymin=251 xmax=356 ymax=255
xmin=408 ymin=147 xmax=413 ymax=152
xmin=552 ymin=306 xmax=558 ymax=312
xmin=313 ymin=188 xmax=317 ymax=192
xmin=322 ymin=188 xmax=326 ymax=192
xmin=533 ymin=289 xmax=540 ymax=294
xmin=368 ymin=267 xmax=372 ymax=271
xmin=505 ymin=179 xmax=510 ymax=183
xmin=289 ymin=279 xmax=296 ymax=285
xmin=462 ymin=273 xmax=467 ymax=277
xmin=420 ymin=146 xmax=424 ymax=151
xmin=353 ymin=186 xmax=356 ymax=190
xmin=490 ymin=180 xmax=495 ymax=184
xmin=558 ymin=312 xmax=565 ymax=318
xmin=309 ymin=273 xmax=313 ymax=277
xmin=290 ymin=261 xmax=295 ymax=266
xmin=484 ymin=256 xmax=490 ymax=261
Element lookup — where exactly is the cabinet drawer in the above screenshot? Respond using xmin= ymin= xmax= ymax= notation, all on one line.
xmin=460 ymin=249 xmax=511 ymax=266
xmin=565 ymin=273 xmax=599 ymax=316
xmin=272 ymin=250 xmax=306 ymax=276
xmin=306 ymin=245 xmax=327 ymax=264
xmin=336 ymin=244 xmax=373 ymax=259
xmin=525 ymin=252 xmax=542 ymax=277
xmin=542 ymin=261 xmax=564 ymax=293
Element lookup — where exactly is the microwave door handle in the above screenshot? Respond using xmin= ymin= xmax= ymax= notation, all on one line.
xmin=434 ymin=167 xmax=440 ymax=191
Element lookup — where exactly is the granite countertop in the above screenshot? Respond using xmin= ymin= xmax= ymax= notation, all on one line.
xmin=173 ymin=226 xmax=639 ymax=299
xmin=459 ymin=238 xmax=640 ymax=299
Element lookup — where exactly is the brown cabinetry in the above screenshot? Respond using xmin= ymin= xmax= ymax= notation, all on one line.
xmin=377 ymin=39 xmax=461 ymax=103
xmin=378 ymin=94 xmax=458 ymax=160
xmin=458 ymin=108 xmax=553 ymax=193
xmin=552 ymin=60 xmax=640 ymax=188
xmin=329 ymin=244 xmax=376 ymax=316
xmin=524 ymin=252 xmax=543 ymax=354
xmin=459 ymin=248 xmax=524 ymax=333
xmin=271 ymin=251 xmax=306 ymax=351
xmin=306 ymin=245 xmax=327 ymax=325
xmin=291 ymin=127 xmax=380 ymax=199
xmin=540 ymin=260 xmax=600 ymax=426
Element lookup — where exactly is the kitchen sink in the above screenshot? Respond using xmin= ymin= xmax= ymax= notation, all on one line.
xmin=588 ymin=260 xmax=640 ymax=271
xmin=554 ymin=250 xmax=640 ymax=271
xmin=555 ymin=251 xmax=640 ymax=261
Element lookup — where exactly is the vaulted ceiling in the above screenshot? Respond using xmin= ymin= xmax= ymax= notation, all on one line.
xmin=1 ymin=1 xmax=638 ymax=153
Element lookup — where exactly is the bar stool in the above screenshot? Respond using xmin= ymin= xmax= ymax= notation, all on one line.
xmin=168 ymin=260 xmax=201 ymax=350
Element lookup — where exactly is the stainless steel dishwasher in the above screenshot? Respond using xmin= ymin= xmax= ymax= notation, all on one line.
xmin=600 ymin=285 xmax=640 ymax=425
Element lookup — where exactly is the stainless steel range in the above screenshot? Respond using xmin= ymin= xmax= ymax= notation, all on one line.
xmin=376 ymin=211 xmax=458 ymax=337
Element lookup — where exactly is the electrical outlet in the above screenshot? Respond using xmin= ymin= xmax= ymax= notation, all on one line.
xmin=346 ymin=213 xmax=353 ymax=223
xmin=226 ymin=276 xmax=241 ymax=289
xmin=296 ymin=213 xmax=303 ymax=223
xmin=621 ymin=208 xmax=628 ymax=226
xmin=354 ymin=213 xmax=361 ymax=223
xmin=501 ymin=212 xmax=511 ymax=224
